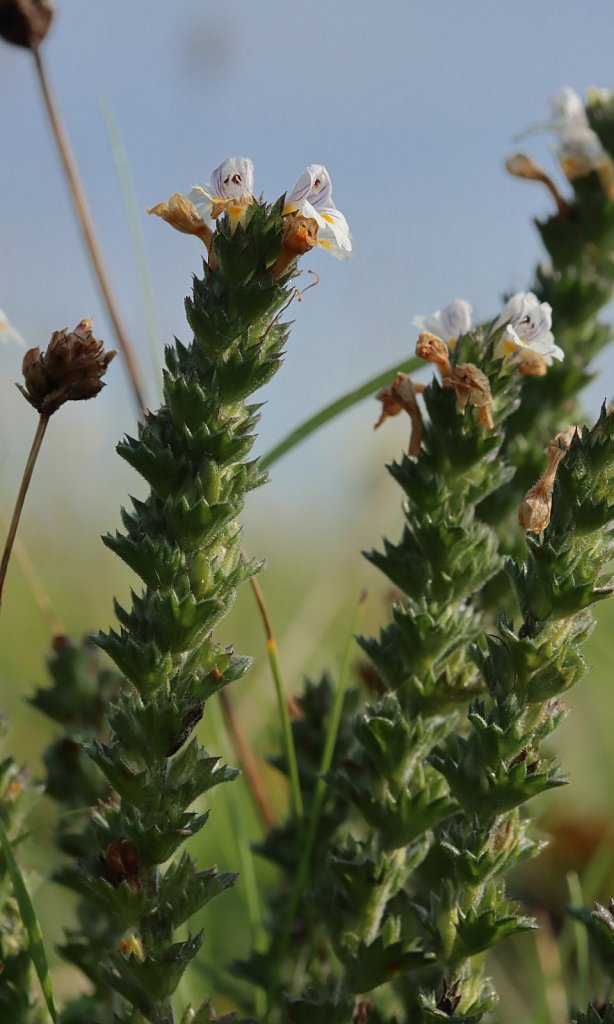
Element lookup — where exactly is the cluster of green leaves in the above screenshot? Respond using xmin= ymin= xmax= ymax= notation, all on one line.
xmin=29 ymin=636 xmax=125 ymax=1021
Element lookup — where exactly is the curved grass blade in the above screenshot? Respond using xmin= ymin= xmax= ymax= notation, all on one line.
xmin=0 ymin=817 xmax=60 ymax=1024
xmin=260 ymin=355 xmax=422 ymax=469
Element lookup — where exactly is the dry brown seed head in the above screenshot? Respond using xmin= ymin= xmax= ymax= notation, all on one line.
xmin=17 ymin=319 xmax=116 ymax=416
xmin=0 ymin=0 xmax=53 ymax=49
xmin=415 ymin=331 xmax=451 ymax=377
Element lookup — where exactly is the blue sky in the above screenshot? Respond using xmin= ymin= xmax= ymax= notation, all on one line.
xmin=2 ymin=0 xmax=614 ymax=514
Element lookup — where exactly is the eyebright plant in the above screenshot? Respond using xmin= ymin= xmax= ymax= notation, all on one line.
xmin=27 ymin=157 xmax=351 ymax=1024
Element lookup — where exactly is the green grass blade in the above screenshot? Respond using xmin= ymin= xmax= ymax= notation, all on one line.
xmin=99 ymin=97 xmax=164 ymax=397
xmin=0 ymin=817 xmax=60 ymax=1024
xmin=260 ymin=355 xmax=422 ymax=470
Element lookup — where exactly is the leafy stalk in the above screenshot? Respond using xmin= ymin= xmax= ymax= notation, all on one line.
xmin=42 ymin=198 xmax=312 ymax=1023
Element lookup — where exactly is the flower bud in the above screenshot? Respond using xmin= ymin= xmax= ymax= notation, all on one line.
xmin=118 ymin=934 xmax=145 ymax=961
xmin=0 ymin=0 xmax=53 ymax=49
xmin=17 ymin=319 xmax=115 ymax=416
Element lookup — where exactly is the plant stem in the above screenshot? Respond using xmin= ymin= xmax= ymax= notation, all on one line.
xmin=568 ymin=871 xmax=590 ymax=1013
xmin=0 ymin=414 xmax=49 ymax=609
xmin=265 ymin=594 xmax=366 ymax=1016
xmin=249 ymin=574 xmax=304 ymax=825
xmin=31 ymin=46 xmax=147 ymax=416
xmin=260 ymin=355 xmax=422 ymax=470
xmin=0 ymin=502 xmax=64 ymax=633
xmin=219 ymin=689 xmax=277 ymax=831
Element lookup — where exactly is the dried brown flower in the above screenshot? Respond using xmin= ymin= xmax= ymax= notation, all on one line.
xmin=148 ymin=192 xmax=214 ymax=249
xmin=506 ymin=152 xmax=570 ymax=217
xmin=17 ymin=319 xmax=115 ymax=416
xmin=444 ymin=362 xmax=494 ymax=429
xmin=415 ymin=331 xmax=451 ymax=378
xmin=0 ymin=0 xmax=53 ymax=49
xmin=519 ymin=425 xmax=576 ymax=532
xmin=516 ymin=352 xmax=548 ymax=377
xmin=270 ymin=214 xmax=319 ymax=281
xmin=104 ymin=839 xmax=142 ymax=892
xmin=374 ymin=372 xmax=424 ymax=455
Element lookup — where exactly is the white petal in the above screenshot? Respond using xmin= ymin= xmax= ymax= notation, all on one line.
xmin=210 ymin=157 xmax=254 ymax=199
xmin=549 ymin=87 xmax=587 ymax=127
xmin=439 ymin=298 xmax=473 ymax=339
xmin=315 ymin=205 xmax=352 ymax=259
xmin=287 ymin=164 xmax=333 ymax=210
xmin=187 ymin=184 xmax=214 ymax=219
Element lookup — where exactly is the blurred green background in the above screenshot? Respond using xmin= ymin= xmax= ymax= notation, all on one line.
xmin=3 ymin=1 xmax=614 ymax=1020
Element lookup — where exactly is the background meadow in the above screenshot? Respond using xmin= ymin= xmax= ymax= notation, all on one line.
xmin=2 ymin=2 xmax=614 ymax=1020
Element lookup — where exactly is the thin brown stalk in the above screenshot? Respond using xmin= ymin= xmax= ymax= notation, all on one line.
xmin=0 ymin=502 xmax=64 ymax=634
xmin=218 ymin=689 xmax=277 ymax=831
xmin=0 ymin=414 xmax=49 ymax=608
xmin=31 ymin=46 xmax=147 ymax=416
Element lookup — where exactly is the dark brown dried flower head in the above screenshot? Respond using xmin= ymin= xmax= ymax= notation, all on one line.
xmin=0 ymin=0 xmax=53 ymax=48
xmin=17 ymin=319 xmax=116 ymax=416
xmin=415 ymin=331 xmax=451 ymax=377
xmin=444 ymin=362 xmax=494 ymax=428
xmin=271 ymin=213 xmax=319 ymax=281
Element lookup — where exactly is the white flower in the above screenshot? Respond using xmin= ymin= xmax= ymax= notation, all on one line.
xmin=188 ymin=156 xmax=254 ymax=222
xmin=549 ymin=87 xmax=588 ymax=129
xmin=413 ymin=298 xmax=473 ymax=343
xmin=494 ymin=292 xmax=563 ymax=366
xmin=285 ymin=164 xmax=352 ymax=259
xmin=547 ymin=88 xmax=609 ymax=179
xmin=0 ymin=308 xmax=26 ymax=346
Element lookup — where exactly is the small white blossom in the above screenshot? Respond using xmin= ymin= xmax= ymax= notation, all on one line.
xmin=494 ymin=292 xmax=563 ymax=366
xmin=413 ymin=298 xmax=473 ymax=343
xmin=549 ymin=87 xmax=588 ymax=129
xmin=0 ymin=308 xmax=26 ymax=346
xmin=285 ymin=164 xmax=352 ymax=259
xmin=547 ymin=88 xmax=609 ymax=179
xmin=188 ymin=156 xmax=254 ymax=222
